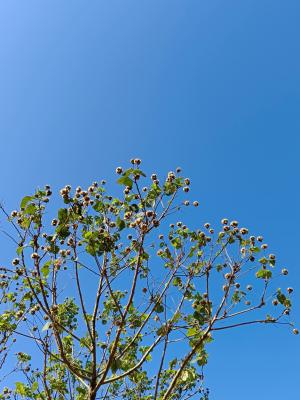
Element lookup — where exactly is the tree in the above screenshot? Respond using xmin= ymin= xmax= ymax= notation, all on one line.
xmin=0 ymin=159 xmax=297 ymax=400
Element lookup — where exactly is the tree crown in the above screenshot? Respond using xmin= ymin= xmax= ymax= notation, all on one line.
xmin=0 ymin=159 xmax=297 ymax=400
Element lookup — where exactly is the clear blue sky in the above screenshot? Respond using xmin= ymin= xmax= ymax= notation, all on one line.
xmin=0 ymin=1 xmax=299 ymax=399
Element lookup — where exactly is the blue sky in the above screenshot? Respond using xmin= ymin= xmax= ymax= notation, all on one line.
xmin=0 ymin=1 xmax=299 ymax=399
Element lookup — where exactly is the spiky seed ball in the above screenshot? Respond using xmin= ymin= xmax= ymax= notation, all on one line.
xmin=167 ymin=171 xmax=175 ymax=181
xmin=209 ymin=228 xmax=214 ymax=234
xmin=31 ymin=253 xmax=39 ymax=260
xmin=134 ymin=158 xmax=141 ymax=165
xmin=12 ymin=258 xmax=20 ymax=266
xmin=140 ymin=223 xmax=148 ymax=232
xmin=151 ymin=174 xmax=157 ymax=181
xmin=176 ymin=167 xmax=181 ymax=173
xmin=235 ymin=283 xmax=240 ymax=289
xmin=223 ymin=226 xmax=230 ymax=232
xmin=293 ymin=328 xmax=299 ymax=335
xmin=287 ymin=287 xmax=293 ymax=294
xmin=184 ymin=200 xmax=190 ymax=206
xmin=204 ymin=223 xmax=210 ymax=229
xmin=230 ymin=220 xmax=239 ymax=227
xmin=10 ymin=210 xmax=18 ymax=218
xmin=257 ymin=236 xmax=263 ymax=242
xmin=193 ymin=201 xmax=199 ymax=207
xmin=246 ymin=285 xmax=252 ymax=291
xmin=116 ymin=167 xmax=123 ymax=174
xmin=157 ymin=249 xmax=163 ymax=256
xmin=245 ymin=301 xmax=251 ymax=306
xmin=240 ymin=228 xmax=248 ymax=235
xmin=261 ymin=244 xmax=268 ymax=249
xmin=269 ymin=254 xmax=276 ymax=260
xmin=282 ymin=268 xmax=289 ymax=275
xmin=142 ymin=187 xmax=147 ymax=192
xmin=284 ymin=309 xmax=290 ymax=315
xmin=272 ymin=299 xmax=278 ymax=306
xmin=221 ymin=218 xmax=228 ymax=225
xmin=183 ymin=186 xmax=189 ymax=193
xmin=51 ymin=219 xmax=58 ymax=226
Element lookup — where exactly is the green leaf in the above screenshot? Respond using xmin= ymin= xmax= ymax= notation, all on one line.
xmin=15 ymin=382 xmax=26 ymax=396
xmin=16 ymin=246 xmax=24 ymax=256
xmin=256 ymin=269 xmax=272 ymax=279
xmin=41 ymin=261 xmax=51 ymax=278
xmin=116 ymin=216 xmax=125 ymax=231
xmin=171 ymin=237 xmax=182 ymax=249
xmin=117 ymin=176 xmax=133 ymax=189
xmin=172 ymin=277 xmax=182 ymax=287
xmin=277 ymin=289 xmax=286 ymax=305
xmin=58 ymin=208 xmax=68 ymax=223
xmin=56 ymin=225 xmax=70 ymax=239
xmin=134 ymin=168 xmax=146 ymax=177
xmin=111 ymin=358 xmax=121 ymax=373
xmin=24 ymin=204 xmax=36 ymax=215
xmin=20 ymin=196 xmax=33 ymax=210
xmin=187 ymin=327 xmax=198 ymax=337
xmin=154 ymin=303 xmax=164 ymax=313
xmin=31 ymin=382 xmax=38 ymax=392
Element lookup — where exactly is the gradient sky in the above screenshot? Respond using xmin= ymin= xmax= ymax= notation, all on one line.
xmin=0 ymin=1 xmax=299 ymax=399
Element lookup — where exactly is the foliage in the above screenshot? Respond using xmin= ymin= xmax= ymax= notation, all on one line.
xmin=0 ymin=159 xmax=297 ymax=400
